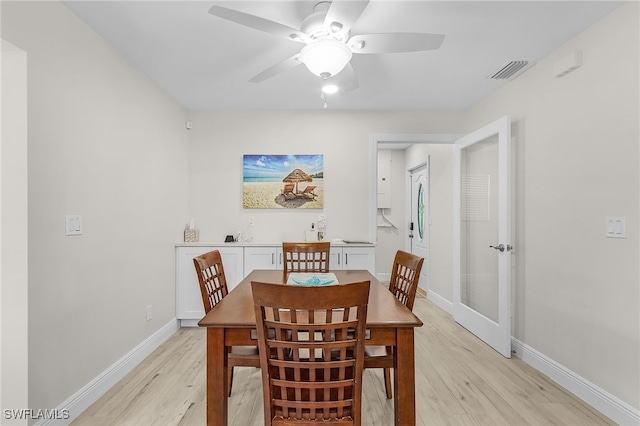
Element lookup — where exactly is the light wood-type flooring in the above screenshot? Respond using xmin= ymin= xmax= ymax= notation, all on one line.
xmin=72 ymin=296 xmax=614 ymax=425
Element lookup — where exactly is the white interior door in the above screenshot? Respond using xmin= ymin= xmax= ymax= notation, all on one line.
xmin=409 ymin=160 xmax=429 ymax=292
xmin=453 ymin=116 xmax=512 ymax=358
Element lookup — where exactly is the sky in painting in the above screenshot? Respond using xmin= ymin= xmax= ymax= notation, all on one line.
xmin=243 ymin=155 xmax=323 ymax=181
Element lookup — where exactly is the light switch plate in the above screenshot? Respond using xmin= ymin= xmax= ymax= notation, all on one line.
xmin=606 ymin=217 xmax=626 ymax=239
xmin=65 ymin=215 xmax=82 ymax=236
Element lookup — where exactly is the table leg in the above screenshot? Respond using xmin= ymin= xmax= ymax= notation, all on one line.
xmin=207 ymin=328 xmax=227 ymax=426
xmin=394 ymin=328 xmax=416 ymax=425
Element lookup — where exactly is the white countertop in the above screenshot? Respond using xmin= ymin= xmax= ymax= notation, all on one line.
xmin=176 ymin=241 xmax=375 ymax=247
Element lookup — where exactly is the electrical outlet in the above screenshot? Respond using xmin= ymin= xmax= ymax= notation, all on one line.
xmin=248 ymin=216 xmax=255 ymax=227
xmin=146 ymin=305 xmax=152 ymax=321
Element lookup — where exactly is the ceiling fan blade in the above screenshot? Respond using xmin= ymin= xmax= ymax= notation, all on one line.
xmin=348 ymin=33 xmax=445 ymax=54
xmin=331 ymin=63 xmax=359 ymax=92
xmin=249 ymin=54 xmax=302 ymax=83
xmin=324 ymin=0 xmax=369 ymax=35
xmin=208 ymin=5 xmax=308 ymax=42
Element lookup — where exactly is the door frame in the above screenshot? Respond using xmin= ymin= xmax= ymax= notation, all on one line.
xmin=368 ymin=133 xmax=461 ymax=244
xmin=1 ymin=38 xmax=29 ymax=416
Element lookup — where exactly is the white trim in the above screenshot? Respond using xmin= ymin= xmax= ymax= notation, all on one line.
xmin=179 ymin=319 xmax=201 ymax=327
xmin=423 ymin=292 xmax=638 ymax=425
xmin=373 ymin=133 xmax=462 ymax=144
xmin=426 ymin=295 xmax=639 ymax=425
xmin=426 ymin=290 xmax=453 ymax=314
xmin=35 ymin=319 xmax=180 ymax=426
xmin=512 ymin=338 xmax=640 ymax=426
xmin=368 ymin=136 xmax=378 ymax=244
xmin=1 ymin=40 xmax=29 ymax=418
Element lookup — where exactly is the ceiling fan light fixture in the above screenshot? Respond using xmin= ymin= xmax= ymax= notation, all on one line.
xmin=322 ymin=83 xmax=339 ymax=94
xmin=300 ymin=39 xmax=352 ymax=78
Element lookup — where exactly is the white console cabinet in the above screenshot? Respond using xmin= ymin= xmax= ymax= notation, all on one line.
xmin=175 ymin=245 xmax=244 ymax=326
xmin=176 ymin=243 xmax=375 ymax=326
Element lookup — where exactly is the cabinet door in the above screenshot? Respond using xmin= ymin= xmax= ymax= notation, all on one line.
xmin=216 ymin=246 xmax=244 ymax=291
xmin=176 ymin=246 xmax=244 ymax=321
xmin=176 ymin=246 xmax=213 ymax=320
xmin=342 ymin=247 xmax=376 ymax=274
xmin=244 ymin=246 xmax=282 ymax=276
xmin=330 ymin=250 xmax=342 ymax=270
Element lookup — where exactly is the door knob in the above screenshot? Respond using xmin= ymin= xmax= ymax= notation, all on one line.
xmin=489 ymin=244 xmax=513 ymax=252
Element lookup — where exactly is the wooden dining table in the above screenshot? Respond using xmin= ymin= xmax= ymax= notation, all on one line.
xmin=198 ymin=269 xmax=424 ymax=425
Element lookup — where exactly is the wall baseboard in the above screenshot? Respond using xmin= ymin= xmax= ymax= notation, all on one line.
xmin=180 ymin=319 xmax=200 ymax=327
xmin=426 ymin=289 xmax=453 ymax=314
xmin=40 ymin=302 xmax=639 ymax=426
xmin=511 ymin=338 xmax=640 ymax=426
xmin=36 ymin=319 xmax=179 ymax=426
xmin=427 ymin=291 xmax=638 ymax=425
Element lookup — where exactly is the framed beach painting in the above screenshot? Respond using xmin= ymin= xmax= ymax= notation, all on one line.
xmin=243 ymin=155 xmax=324 ymax=209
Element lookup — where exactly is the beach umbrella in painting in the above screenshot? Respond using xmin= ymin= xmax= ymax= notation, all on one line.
xmin=283 ymin=168 xmax=312 ymax=193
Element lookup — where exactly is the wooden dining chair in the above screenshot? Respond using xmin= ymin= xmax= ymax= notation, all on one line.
xmin=193 ymin=250 xmax=260 ymax=396
xmin=364 ymin=250 xmax=424 ymax=399
xmin=251 ymin=280 xmax=370 ymax=425
xmin=282 ymin=242 xmax=330 ymax=274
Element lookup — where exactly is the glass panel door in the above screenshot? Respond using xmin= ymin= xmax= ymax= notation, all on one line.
xmin=454 ymin=116 xmax=512 ymax=358
xmin=410 ymin=160 xmax=429 ymax=292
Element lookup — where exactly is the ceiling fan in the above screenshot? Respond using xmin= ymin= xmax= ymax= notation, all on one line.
xmin=208 ymin=0 xmax=445 ymax=93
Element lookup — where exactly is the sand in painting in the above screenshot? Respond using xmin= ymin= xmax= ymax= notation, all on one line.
xmin=243 ymin=180 xmax=324 ymax=209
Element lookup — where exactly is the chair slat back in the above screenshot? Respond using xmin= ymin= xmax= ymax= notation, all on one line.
xmin=252 ymin=281 xmax=370 ymax=425
xmin=388 ymin=250 xmax=424 ymax=311
xmin=282 ymin=242 xmax=330 ymax=274
xmin=193 ymin=250 xmax=229 ymax=314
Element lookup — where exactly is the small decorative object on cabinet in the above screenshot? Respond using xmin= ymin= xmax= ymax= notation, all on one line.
xmin=184 ymin=218 xmax=199 ymax=242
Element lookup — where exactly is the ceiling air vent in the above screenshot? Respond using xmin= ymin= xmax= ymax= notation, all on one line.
xmin=487 ymin=60 xmax=529 ymax=80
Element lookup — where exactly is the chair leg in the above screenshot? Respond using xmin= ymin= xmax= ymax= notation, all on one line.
xmin=384 ymin=368 xmax=392 ymax=399
xmin=227 ymin=366 xmax=234 ymax=397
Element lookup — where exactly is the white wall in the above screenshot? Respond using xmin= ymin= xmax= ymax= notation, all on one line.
xmin=1 ymin=39 xmax=29 ymax=424
xmin=416 ymin=1 xmax=638 ymax=413
xmin=186 ymin=110 xmax=463 ymax=252
xmin=405 ymin=143 xmax=455 ymax=302
xmin=1 ymin=1 xmax=189 ymax=414
xmin=1 ymin=0 xmax=637 ymax=421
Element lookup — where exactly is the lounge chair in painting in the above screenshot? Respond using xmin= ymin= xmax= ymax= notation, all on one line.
xmin=281 ymin=183 xmax=296 ymax=200
xmin=298 ymin=185 xmax=317 ymax=200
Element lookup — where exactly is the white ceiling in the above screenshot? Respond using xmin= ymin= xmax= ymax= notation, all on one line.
xmin=62 ymin=1 xmax=622 ymax=111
